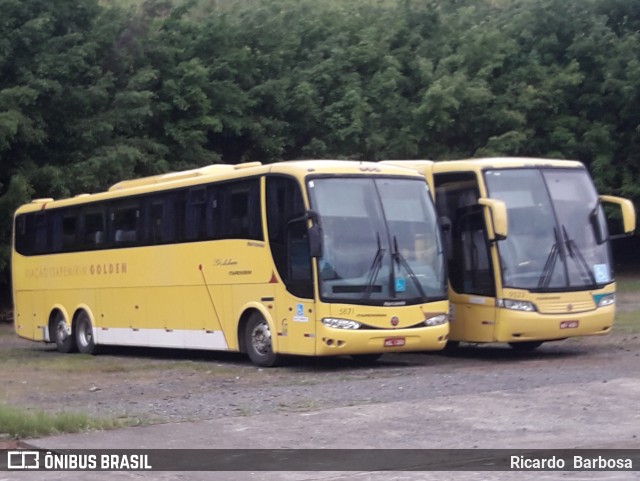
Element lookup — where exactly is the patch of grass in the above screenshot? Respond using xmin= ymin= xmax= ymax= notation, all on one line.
xmin=0 ymin=404 xmax=126 ymax=439
xmin=615 ymin=310 xmax=640 ymax=333
xmin=615 ymin=277 xmax=640 ymax=293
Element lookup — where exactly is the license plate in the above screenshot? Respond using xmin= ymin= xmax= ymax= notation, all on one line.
xmin=384 ymin=337 xmax=406 ymax=347
xmin=560 ymin=320 xmax=579 ymax=329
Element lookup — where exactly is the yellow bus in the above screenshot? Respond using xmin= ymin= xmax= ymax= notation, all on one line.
xmin=12 ymin=160 xmax=449 ymax=366
xmin=384 ymin=158 xmax=635 ymax=350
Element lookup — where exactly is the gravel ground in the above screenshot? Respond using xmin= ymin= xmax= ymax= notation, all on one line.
xmin=1 ymin=318 xmax=639 ymax=426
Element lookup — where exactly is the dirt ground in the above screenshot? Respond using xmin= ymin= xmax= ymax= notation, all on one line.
xmin=1 ymin=291 xmax=639 ymax=446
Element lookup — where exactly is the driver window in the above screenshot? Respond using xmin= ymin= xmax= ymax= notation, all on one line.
xmin=266 ymin=176 xmax=312 ymax=299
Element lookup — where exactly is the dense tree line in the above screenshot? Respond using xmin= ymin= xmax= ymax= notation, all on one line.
xmin=1 ymin=0 xmax=639 ymax=303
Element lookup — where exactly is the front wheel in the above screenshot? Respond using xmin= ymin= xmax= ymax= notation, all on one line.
xmin=52 ymin=313 xmax=77 ymax=353
xmin=75 ymin=312 xmax=101 ymax=355
xmin=350 ymin=353 xmax=382 ymax=364
xmin=509 ymin=341 xmax=543 ymax=352
xmin=245 ymin=312 xmax=282 ymax=367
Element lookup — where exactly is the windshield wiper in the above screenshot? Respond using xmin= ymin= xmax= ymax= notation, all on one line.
xmin=364 ymin=233 xmax=386 ymax=299
xmin=537 ymin=227 xmax=560 ymax=289
xmin=561 ymin=225 xmax=598 ymax=287
xmin=392 ymin=235 xmax=429 ymax=300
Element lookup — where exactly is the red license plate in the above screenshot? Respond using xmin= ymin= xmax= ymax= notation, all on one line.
xmin=384 ymin=337 xmax=406 ymax=347
xmin=560 ymin=320 xmax=579 ymax=329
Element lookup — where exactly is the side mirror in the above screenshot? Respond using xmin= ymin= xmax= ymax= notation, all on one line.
xmin=478 ymin=198 xmax=508 ymax=241
xmin=599 ymin=195 xmax=636 ymax=239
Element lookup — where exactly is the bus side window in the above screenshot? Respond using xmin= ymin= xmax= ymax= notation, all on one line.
xmin=111 ymin=202 xmax=140 ymax=245
xmin=218 ymin=179 xmax=262 ymax=241
xmin=83 ymin=206 xmax=106 ymax=248
xmin=14 ymin=215 xmax=28 ymax=255
xmin=185 ymin=188 xmax=207 ymax=241
xmin=62 ymin=210 xmax=80 ymax=251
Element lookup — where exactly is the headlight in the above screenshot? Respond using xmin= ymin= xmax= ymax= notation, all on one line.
xmin=424 ymin=314 xmax=448 ymax=326
xmin=322 ymin=318 xmax=361 ymax=330
xmin=596 ymin=294 xmax=615 ymax=307
xmin=497 ymin=299 xmax=536 ymax=312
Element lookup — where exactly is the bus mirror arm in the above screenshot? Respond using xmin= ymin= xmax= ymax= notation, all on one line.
xmin=589 ymin=205 xmax=607 ymax=245
xmin=305 ymin=210 xmax=323 ymax=257
xmin=308 ymin=224 xmax=323 ymax=258
xmin=286 ymin=210 xmax=323 ymax=258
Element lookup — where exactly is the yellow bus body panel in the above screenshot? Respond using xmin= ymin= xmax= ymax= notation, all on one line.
xmin=12 ymin=160 xmax=448 ymax=358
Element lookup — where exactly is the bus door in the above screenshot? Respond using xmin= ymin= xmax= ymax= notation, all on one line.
xmin=266 ymin=176 xmax=316 ymax=355
xmin=435 ymin=173 xmax=496 ymax=342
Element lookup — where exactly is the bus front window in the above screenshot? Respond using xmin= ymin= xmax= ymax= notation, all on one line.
xmin=308 ymin=177 xmax=446 ymax=305
xmin=485 ymin=168 xmax=612 ymax=291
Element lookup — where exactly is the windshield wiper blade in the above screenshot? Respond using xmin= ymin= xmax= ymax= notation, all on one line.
xmin=561 ymin=225 xmax=598 ymax=287
xmin=537 ymin=227 xmax=560 ymax=289
xmin=364 ymin=233 xmax=385 ymax=299
xmin=392 ymin=235 xmax=429 ymax=300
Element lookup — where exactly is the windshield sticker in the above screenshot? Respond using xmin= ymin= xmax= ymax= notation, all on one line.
xmin=593 ymin=264 xmax=610 ymax=283
xmin=395 ymin=277 xmax=406 ymax=292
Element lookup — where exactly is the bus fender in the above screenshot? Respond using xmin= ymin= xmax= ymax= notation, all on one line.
xmin=238 ymin=302 xmax=279 ymax=353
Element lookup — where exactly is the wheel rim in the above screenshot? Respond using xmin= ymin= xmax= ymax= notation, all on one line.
xmin=78 ymin=318 xmax=92 ymax=348
xmin=250 ymin=321 xmax=272 ymax=356
xmin=56 ymin=319 xmax=68 ymax=343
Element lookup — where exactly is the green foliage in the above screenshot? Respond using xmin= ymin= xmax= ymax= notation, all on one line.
xmin=1 ymin=0 xmax=640 ymax=304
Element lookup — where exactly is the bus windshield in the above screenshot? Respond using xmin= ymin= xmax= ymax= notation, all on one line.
xmin=485 ymin=168 xmax=611 ymax=291
xmin=308 ymin=177 xmax=446 ymax=305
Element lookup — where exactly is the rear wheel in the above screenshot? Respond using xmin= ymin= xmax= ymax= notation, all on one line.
xmin=52 ymin=312 xmax=76 ymax=353
xmin=245 ymin=312 xmax=281 ymax=367
xmin=75 ymin=311 xmax=100 ymax=355
xmin=509 ymin=341 xmax=543 ymax=352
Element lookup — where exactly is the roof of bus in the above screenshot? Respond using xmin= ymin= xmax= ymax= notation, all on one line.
xmin=15 ymin=160 xmax=422 ymax=214
xmin=432 ymin=157 xmax=585 ymax=173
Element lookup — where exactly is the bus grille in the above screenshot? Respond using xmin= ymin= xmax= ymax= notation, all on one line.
xmin=535 ymin=299 xmax=595 ymax=314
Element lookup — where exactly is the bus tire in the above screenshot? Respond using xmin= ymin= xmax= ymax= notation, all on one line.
xmin=508 ymin=341 xmax=543 ymax=352
xmin=245 ymin=312 xmax=281 ymax=367
xmin=350 ymin=353 xmax=382 ymax=364
xmin=52 ymin=312 xmax=77 ymax=354
xmin=443 ymin=340 xmax=460 ymax=351
xmin=75 ymin=311 xmax=101 ymax=355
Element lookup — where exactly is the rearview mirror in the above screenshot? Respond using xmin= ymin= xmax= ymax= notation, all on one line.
xmin=478 ymin=198 xmax=508 ymax=241
xmin=599 ymin=195 xmax=636 ymax=239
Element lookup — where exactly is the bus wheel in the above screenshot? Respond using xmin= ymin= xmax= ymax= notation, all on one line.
xmin=75 ymin=312 xmax=100 ymax=355
xmin=508 ymin=341 xmax=543 ymax=352
xmin=443 ymin=340 xmax=460 ymax=351
xmin=350 ymin=354 xmax=382 ymax=364
xmin=52 ymin=312 xmax=77 ymax=353
xmin=245 ymin=312 xmax=281 ymax=367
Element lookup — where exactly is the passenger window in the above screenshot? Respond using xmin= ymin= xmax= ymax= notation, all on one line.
xmin=185 ymin=188 xmax=207 ymax=241
xmin=111 ymin=202 xmax=140 ymax=245
xmin=62 ymin=211 xmax=80 ymax=251
xmin=83 ymin=206 xmax=106 ymax=248
xmin=216 ymin=179 xmax=262 ymax=240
